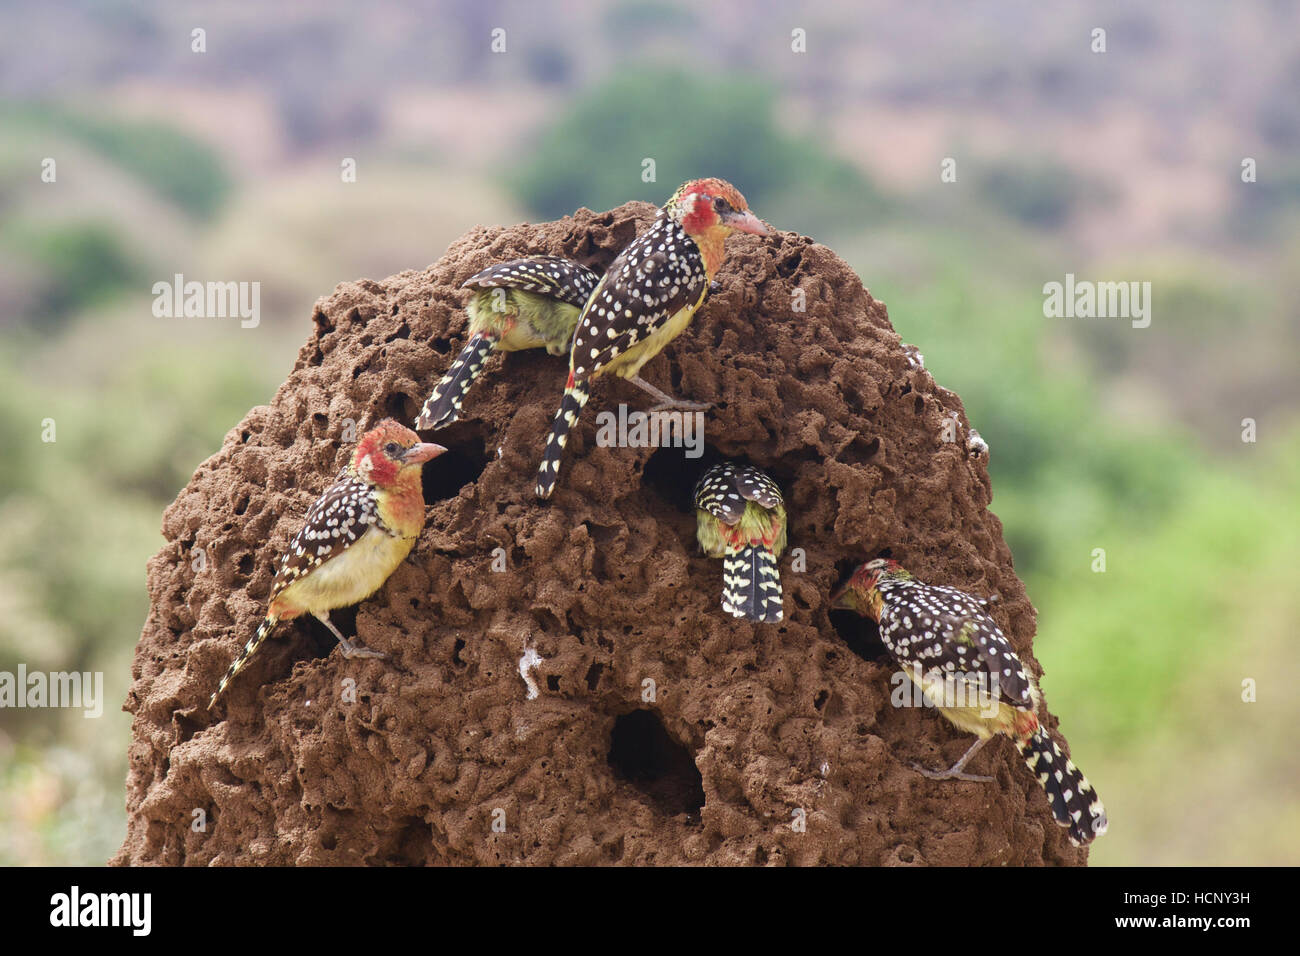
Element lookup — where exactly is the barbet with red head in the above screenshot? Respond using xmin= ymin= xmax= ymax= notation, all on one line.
xmin=209 ymin=420 xmax=445 ymax=709
xmin=535 ymin=178 xmax=767 ymax=499
xmin=833 ymin=558 xmax=1108 ymax=846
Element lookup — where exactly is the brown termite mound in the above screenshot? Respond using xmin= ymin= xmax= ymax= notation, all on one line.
xmin=114 ymin=201 xmax=1091 ymax=866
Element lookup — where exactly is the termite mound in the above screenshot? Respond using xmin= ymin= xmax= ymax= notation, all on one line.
xmin=114 ymin=201 xmax=1088 ymax=866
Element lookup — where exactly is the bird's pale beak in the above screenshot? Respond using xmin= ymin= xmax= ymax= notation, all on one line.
xmin=404 ymin=442 xmax=447 ymax=464
xmin=829 ymin=582 xmax=852 ymax=610
xmin=725 ymin=210 xmax=768 ymax=235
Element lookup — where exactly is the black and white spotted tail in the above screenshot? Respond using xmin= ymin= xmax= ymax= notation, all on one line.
xmin=535 ymin=377 xmax=590 ymax=499
xmin=416 ymin=332 xmax=496 ymax=430
xmin=722 ymin=545 xmax=783 ymax=623
xmin=1018 ymin=729 xmax=1108 ymax=846
xmin=209 ymin=615 xmax=279 ymax=709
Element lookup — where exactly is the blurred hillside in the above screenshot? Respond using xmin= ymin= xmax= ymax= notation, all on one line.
xmin=1 ymin=0 xmax=1297 ymax=865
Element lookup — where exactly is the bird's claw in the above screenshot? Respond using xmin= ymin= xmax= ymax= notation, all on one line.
xmin=336 ymin=639 xmax=387 ymax=660
xmin=649 ymin=399 xmax=711 ymax=414
xmin=911 ymin=762 xmax=993 ymax=783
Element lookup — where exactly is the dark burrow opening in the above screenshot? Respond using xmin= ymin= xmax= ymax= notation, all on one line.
xmin=207 ymin=606 xmax=363 ymax=714
xmin=607 ymin=710 xmax=705 ymax=816
xmin=375 ymin=816 xmax=434 ymax=866
xmin=829 ymin=609 xmax=889 ymax=664
xmin=642 ymin=441 xmax=803 ymax=512
xmin=641 ymin=442 xmax=722 ymax=512
xmin=829 ymin=556 xmax=891 ymax=663
xmin=384 ymin=391 xmax=417 ymax=423
xmin=303 ymin=605 xmax=359 ymax=659
xmin=419 ymin=422 xmax=492 ymax=503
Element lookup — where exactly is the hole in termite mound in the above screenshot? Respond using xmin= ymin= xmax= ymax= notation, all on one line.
xmin=643 ymin=442 xmax=784 ymax=513
xmin=642 ymin=443 xmax=715 ymax=512
xmin=829 ymin=556 xmax=891 ymax=664
xmin=607 ymin=710 xmax=705 ymax=816
xmin=385 ymin=392 xmax=417 ymax=423
xmin=842 ymin=435 xmax=880 ymax=465
xmin=301 ymin=606 xmax=359 ymax=660
xmin=828 ymin=609 xmax=889 ymax=664
xmin=419 ymin=422 xmax=492 ymax=503
xmin=643 ymin=443 xmax=803 ymax=515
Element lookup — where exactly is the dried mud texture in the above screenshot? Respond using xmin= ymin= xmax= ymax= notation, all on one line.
xmin=114 ymin=202 xmax=1090 ymax=866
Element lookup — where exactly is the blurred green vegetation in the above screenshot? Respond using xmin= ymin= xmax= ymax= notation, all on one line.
xmin=0 ymin=110 xmax=276 ymax=862
xmin=511 ymin=68 xmax=886 ymax=235
xmin=1 ymin=60 xmax=1296 ymax=866
xmin=973 ymin=156 xmax=1109 ymax=230
xmin=0 ymin=104 xmax=232 ymax=220
xmin=3 ymin=221 xmax=142 ymax=330
xmin=601 ymin=0 xmax=699 ymax=38
xmin=0 ymin=323 xmax=286 ymax=864
xmin=863 ymin=224 xmax=1300 ymax=865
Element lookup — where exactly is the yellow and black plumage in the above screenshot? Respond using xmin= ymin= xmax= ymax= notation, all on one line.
xmin=209 ymin=420 xmax=445 ymax=709
xmin=832 ymin=558 xmax=1108 ymax=846
xmin=694 ymin=462 xmax=787 ymax=623
xmin=416 ymin=256 xmax=599 ymax=431
xmin=535 ymin=178 xmax=768 ymax=499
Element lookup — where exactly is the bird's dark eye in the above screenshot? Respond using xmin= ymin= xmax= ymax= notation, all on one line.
xmin=385 ymin=442 xmax=401 ymax=456
xmin=713 ymin=197 xmax=732 ymax=215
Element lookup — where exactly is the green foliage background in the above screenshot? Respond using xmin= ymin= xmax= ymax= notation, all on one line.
xmin=2 ymin=43 xmax=1296 ymax=865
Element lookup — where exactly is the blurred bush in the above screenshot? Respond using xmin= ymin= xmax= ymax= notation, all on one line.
xmin=601 ymin=0 xmax=699 ymax=38
xmin=511 ymin=67 xmax=886 ymax=234
xmin=2 ymin=103 xmax=231 ymax=220
xmin=2 ymin=221 xmax=141 ymax=332
xmin=974 ymin=156 xmax=1109 ymax=230
xmin=0 ymin=326 xmax=280 ymax=865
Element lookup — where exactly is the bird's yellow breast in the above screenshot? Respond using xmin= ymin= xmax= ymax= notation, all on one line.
xmin=904 ymin=666 xmax=1037 ymax=739
xmin=277 ymin=526 xmax=414 ymax=616
xmin=606 ymin=289 xmax=708 ymax=381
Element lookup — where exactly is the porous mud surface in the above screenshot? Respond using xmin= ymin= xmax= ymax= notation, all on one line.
xmin=114 ymin=202 xmax=1089 ymax=865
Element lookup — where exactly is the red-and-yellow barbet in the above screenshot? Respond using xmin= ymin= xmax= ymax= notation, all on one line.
xmin=534 ymin=178 xmax=768 ymax=499
xmin=831 ymin=558 xmax=1108 ymax=846
xmin=693 ymin=462 xmax=787 ymax=623
xmin=208 ymin=420 xmax=446 ymax=709
xmin=415 ymin=256 xmax=601 ymax=431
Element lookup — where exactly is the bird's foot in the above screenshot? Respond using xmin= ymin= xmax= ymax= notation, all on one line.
xmin=336 ymin=639 xmax=387 ymax=660
xmin=649 ymin=398 xmax=711 ymax=413
xmin=628 ymin=375 xmax=710 ymax=414
xmin=911 ymin=737 xmax=991 ymax=781
xmin=911 ymin=762 xmax=994 ymax=783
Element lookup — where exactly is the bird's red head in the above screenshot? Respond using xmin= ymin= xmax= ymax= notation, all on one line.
xmin=667 ymin=178 xmax=768 ymax=239
xmin=830 ymin=558 xmax=904 ymax=618
xmin=352 ymin=419 xmax=446 ymax=488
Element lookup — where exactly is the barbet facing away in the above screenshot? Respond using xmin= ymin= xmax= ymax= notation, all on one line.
xmin=209 ymin=420 xmax=445 ymax=709
xmin=832 ymin=558 xmax=1108 ymax=846
xmin=535 ymin=178 xmax=768 ymax=499
xmin=415 ymin=256 xmax=600 ymax=431
xmin=694 ymin=462 xmax=787 ymax=623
